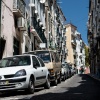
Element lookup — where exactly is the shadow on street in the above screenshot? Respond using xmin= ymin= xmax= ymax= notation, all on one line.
xmin=0 ymin=74 xmax=100 ymax=100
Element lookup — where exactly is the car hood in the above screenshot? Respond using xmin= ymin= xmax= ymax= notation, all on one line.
xmin=0 ymin=66 xmax=29 ymax=75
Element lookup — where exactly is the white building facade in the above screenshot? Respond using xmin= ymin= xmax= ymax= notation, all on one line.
xmin=75 ymin=31 xmax=85 ymax=74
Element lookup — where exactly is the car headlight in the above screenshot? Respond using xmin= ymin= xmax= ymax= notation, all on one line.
xmin=14 ymin=69 xmax=26 ymax=77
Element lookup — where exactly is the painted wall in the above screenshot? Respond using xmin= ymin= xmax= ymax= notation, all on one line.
xmin=1 ymin=0 xmax=14 ymax=58
xmin=65 ymin=25 xmax=74 ymax=65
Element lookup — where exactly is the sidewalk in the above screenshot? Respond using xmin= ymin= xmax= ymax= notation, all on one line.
xmin=85 ymin=67 xmax=100 ymax=82
xmin=88 ymin=73 xmax=100 ymax=82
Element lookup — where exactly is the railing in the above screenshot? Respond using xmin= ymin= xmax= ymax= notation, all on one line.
xmin=31 ymin=14 xmax=47 ymax=43
xmin=13 ymin=0 xmax=25 ymax=17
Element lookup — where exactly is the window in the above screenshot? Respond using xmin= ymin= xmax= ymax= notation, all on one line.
xmin=13 ymin=37 xmax=19 ymax=55
xmin=32 ymin=56 xmax=40 ymax=67
xmin=35 ymin=51 xmax=51 ymax=62
xmin=38 ymin=57 xmax=45 ymax=67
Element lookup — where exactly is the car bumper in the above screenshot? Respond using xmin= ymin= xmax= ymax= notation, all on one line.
xmin=0 ymin=77 xmax=28 ymax=91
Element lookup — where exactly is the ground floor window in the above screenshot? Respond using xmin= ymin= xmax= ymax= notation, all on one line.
xmin=0 ymin=38 xmax=6 ymax=59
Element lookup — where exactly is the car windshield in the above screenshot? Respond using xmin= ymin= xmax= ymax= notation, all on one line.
xmin=35 ymin=51 xmax=51 ymax=62
xmin=0 ymin=56 xmax=31 ymax=68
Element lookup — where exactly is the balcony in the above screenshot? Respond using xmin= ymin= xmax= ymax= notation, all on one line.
xmin=71 ymin=40 xmax=76 ymax=46
xmin=30 ymin=26 xmax=42 ymax=43
xmin=63 ymin=41 xmax=66 ymax=46
xmin=29 ymin=0 xmax=35 ymax=8
xmin=73 ymin=50 xmax=76 ymax=55
xmin=13 ymin=0 xmax=25 ymax=17
xmin=71 ymin=32 xmax=76 ymax=37
xmin=30 ymin=15 xmax=47 ymax=43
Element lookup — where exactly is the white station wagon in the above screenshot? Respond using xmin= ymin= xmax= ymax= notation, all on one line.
xmin=0 ymin=55 xmax=50 ymax=94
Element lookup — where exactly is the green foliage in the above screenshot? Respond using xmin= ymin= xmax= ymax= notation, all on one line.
xmin=84 ymin=46 xmax=89 ymax=67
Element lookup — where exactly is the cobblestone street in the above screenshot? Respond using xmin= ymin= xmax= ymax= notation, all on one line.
xmin=27 ymin=74 xmax=100 ymax=100
xmin=0 ymin=74 xmax=100 ymax=100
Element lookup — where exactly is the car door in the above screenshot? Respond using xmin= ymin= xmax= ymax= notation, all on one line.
xmin=32 ymin=56 xmax=44 ymax=86
xmin=37 ymin=57 xmax=47 ymax=83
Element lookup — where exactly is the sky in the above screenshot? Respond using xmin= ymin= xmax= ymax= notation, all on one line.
xmin=60 ymin=0 xmax=89 ymax=45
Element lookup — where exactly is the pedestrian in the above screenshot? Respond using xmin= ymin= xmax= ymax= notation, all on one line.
xmin=79 ymin=67 xmax=84 ymax=74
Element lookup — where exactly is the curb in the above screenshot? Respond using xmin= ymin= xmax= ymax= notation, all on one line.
xmin=88 ymin=74 xmax=100 ymax=82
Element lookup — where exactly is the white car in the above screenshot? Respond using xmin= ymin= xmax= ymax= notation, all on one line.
xmin=61 ymin=63 xmax=68 ymax=81
xmin=0 ymin=54 xmax=50 ymax=94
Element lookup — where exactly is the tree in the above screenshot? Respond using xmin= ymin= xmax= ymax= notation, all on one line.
xmin=84 ymin=45 xmax=89 ymax=67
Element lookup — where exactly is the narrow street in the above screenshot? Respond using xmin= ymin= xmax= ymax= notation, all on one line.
xmin=0 ymin=74 xmax=100 ymax=100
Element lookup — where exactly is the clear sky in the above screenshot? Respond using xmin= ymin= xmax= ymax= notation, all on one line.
xmin=60 ymin=0 xmax=89 ymax=45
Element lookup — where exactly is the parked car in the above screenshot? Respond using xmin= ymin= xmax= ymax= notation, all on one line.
xmin=65 ymin=63 xmax=71 ymax=78
xmin=0 ymin=54 xmax=50 ymax=94
xmin=23 ymin=50 xmax=62 ymax=86
xmin=61 ymin=63 xmax=68 ymax=81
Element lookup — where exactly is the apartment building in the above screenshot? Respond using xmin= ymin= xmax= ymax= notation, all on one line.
xmin=65 ymin=24 xmax=77 ymax=68
xmin=0 ymin=0 xmax=26 ymax=59
xmin=87 ymin=0 xmax=100 ymax=76
xmin=75 ymin=32 xmax=85 ymax=74
xmin=65 ymin=23 xmax=85 ymax=73
xmin=29 ymin=0 xmax=47 ymax=50
xmin=0 ymin=0 xmax=47 ymax=59
xmin=45 ymin=0 xmax=67 ymax=62
xmin=0 ymin=0 xmax=66 ymax=61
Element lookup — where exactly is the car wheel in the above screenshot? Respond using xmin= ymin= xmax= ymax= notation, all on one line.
xmin=58 ymin=75 xmax=61 ymax=83
xmin=44 ymin=76 xmax=50 ymax=89
xmin=53 ymin=77 xmax=57 ymax=86
xmin=26 ymin=77 xmax=35 ymax=94
xmin=62 ymin=74 xmax=65 ymax=81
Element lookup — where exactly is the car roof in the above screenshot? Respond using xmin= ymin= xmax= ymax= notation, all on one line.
xmin=27 ymin=49 xmax=57 ymax=52
xmin=2 ymin=54 xmax=37 ymax=59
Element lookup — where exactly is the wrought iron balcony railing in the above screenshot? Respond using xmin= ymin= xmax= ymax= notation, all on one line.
xmin=13 ymin=0 xmax=25 ymax=17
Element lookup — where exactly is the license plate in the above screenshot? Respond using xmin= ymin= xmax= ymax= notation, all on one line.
xmin=0 ymin=81 xmax=9 ymax=85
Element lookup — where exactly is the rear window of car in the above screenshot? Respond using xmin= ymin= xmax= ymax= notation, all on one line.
xmin=0 ymin=56 xmax=31 ymax=68
xmin=35 ymin=51 xmax=51 ymax=63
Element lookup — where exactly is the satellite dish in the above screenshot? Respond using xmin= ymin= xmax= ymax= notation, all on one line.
xmin=40 ymin=0 xmax=45 ymax=3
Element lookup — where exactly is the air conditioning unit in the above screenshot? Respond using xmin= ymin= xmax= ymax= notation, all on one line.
xmin=17 ymin=17 xmax=25 ymax=28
